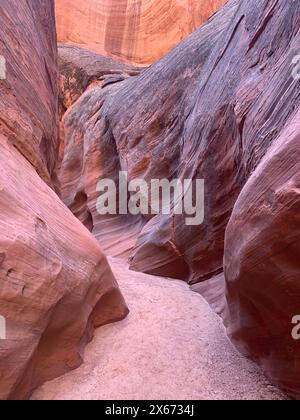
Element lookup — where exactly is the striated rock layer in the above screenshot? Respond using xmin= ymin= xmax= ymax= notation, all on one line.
xmin=58 ymin=1 xmax=237 ymax=264
xmin=58 ymin=44 xmax=141 ymax=118
xmin=57 ymin=0 xmax=300 ymax=397
xmin=224 ymin=110 xmax=300 ymax=399
xmin=0 ymin=0 xmax=58 ymax=186
xmin=0 ymin=0 xmax=128 ymax=400
xmin=58 ymin=45 xmax=145 ymax=258
xmin=55 ymin=0 xmax=226 ymax=66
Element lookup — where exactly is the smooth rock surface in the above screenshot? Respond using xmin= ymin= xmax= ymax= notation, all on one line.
xmin=224 ymin=109 xmax=300 ymax=399
xmin=55 ymin=0 xmax=225 ymax=66
xmin=58 ymin=46 xmax=144 ymax=257
xmin=59 ymin=0 xmax=300 ymax=283
xmin=126 ymin=0 xmax=300 ymax=284
xmin=58 ymin=0 xmax=237 ymax=266
xmin=0 ymin=138 xmax=128 ymax=400
xmin=0 ymin=0 xmax=128 ymax=400
xmin=191 ymin=273 xmax=226 ymax=319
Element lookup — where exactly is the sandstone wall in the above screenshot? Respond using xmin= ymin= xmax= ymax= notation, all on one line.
xmin=55 ymin=0 xmax=226 ymax=66
xmin=0 ymin=0 xmax=128 ymax=400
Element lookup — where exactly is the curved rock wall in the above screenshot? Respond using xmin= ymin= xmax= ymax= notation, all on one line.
xmin=224 ymin=109 xmax=300 ymax=399
xmin=55 ymin=0 xmax=226 ymax=66
xmin=0 ymin=0 xmax=58 ymax=185
xmin=0 ymin=0 xmax=128 ymax=400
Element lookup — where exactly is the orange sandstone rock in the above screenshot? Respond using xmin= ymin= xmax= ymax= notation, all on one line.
xmin=0 ymin=137 xmax=128 ymax=400
xmin=55 ymin=0 xmax=226 ymax=66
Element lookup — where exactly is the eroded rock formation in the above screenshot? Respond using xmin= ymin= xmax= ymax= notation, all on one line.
xmin=58 ymin=1 xmax=237 ymax=266
xmin=0 ymin=138 xmax=127 ymax=400
xmin=57 ymin=0 xmax=300 ymax=397
xmin=0 ymin=0 xmax=127 ymax=400
xmin=58 ymin=44 xmax=141 ymax=117
xmin=224 ymin=109 xmax=300 ymax=399
xmin=55 ymin=0 xmax=225 ymax=66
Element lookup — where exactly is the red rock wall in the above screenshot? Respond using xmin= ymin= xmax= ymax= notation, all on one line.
xmin=58 ymin=0 xmax=241 ymax=280
xmin=0 ymin=0 xmax=128 ymax=400
xmin=224 ymin=109 xmax=300 ymax=399
xmin=0 ymin=137 xmax=128 ymax=400
xmin=0 ymin=0 xmax=58 ymax=185
xmin=55 ymin=0 xmax=226 ymax=66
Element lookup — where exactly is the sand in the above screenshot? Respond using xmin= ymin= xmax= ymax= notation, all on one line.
xmin=32 ymin=258 xmax=287 ymax=400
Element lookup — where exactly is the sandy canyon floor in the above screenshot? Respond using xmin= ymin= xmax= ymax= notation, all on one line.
xmin=32 ymin=258 xmax=287 ymax=400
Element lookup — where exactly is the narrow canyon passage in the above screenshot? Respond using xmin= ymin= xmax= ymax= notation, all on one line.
xmin=32 ymin=258 xmax=287 ymax=401
xmin=1 ymin=0 xmax=300 ymax=401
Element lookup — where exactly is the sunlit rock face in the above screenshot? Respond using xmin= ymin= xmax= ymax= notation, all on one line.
xmin=55 ymin=0 xmax=226 ymax=66
xmin=0 ymin=0 xmax=128 ymax=400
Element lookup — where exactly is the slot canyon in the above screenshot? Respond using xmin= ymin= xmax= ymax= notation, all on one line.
xmin=0 ymin=0 xmax=300 ymax=401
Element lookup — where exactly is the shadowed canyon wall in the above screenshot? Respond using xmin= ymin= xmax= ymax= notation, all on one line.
xmin=0 ymin=0 xmax=127 ymax=400
xmin=55 ymin=0 xmax=226 ymax=65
